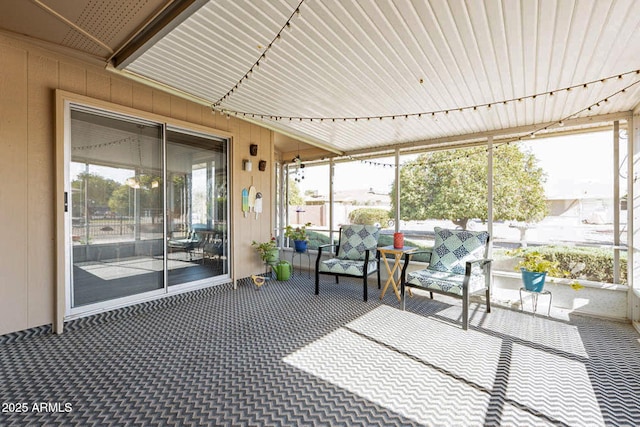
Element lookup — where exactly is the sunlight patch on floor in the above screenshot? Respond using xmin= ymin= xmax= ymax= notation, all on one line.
xmin=77 ymin=257 xmax=197 ymax=280
xmin=284 ymin=327 xmax=490 ymax=425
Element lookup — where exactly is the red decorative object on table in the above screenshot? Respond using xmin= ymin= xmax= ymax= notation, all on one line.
xmin=393 ymin=232 xmax=404 ymax=249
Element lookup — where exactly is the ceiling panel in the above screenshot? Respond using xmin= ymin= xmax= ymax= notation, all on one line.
xmin=4 ymin=0 xmax=636 ymax=155
xmin=122 ymin=0 xmax=640 ymax=155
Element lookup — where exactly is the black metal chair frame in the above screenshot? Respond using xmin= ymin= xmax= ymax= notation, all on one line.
xmin=314 ymin=228 xmax=381 ymax=302
xmin=400 ymin=247 xmax=492 ymax=330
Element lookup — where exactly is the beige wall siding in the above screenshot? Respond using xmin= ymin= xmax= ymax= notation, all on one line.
xmin=0 ymin=44 xmax=29 ymax=334
xmin=28 ymin=53 xmax=59 ymax=328
xmin=0 ymin=34 xmax=273 ymax=335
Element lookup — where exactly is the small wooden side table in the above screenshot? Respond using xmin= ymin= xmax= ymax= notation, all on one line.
xmin=378 ymin=245 xmax=416 ymax=301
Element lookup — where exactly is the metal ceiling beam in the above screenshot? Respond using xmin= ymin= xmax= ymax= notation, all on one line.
xmin=236 ymin=115 xmax=344 ymax=156
xmin=344 ymin=111 xmax=634 ymax=157
xmin=112 ymin=0 xmax=207 ymax=69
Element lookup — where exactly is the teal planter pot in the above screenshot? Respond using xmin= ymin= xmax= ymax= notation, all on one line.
xmin=521 ymin=268 xmax=547 ymax=292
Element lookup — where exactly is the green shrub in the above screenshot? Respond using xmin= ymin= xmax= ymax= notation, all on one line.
xmin=513 ymin=246 xmax=626 ymax=284
xmin=348 ymin=208 xmax=390 ymax=226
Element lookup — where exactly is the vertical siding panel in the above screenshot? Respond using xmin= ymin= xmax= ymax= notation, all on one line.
xmin=86 ymin=70 xmax=110 ymax=101
xmin=253 ymin=123 xmax=268 ymax=238
xmin=236 ymin=119 xmax=259 ymax=278
xmin=214 ymin=110 xmax=229 ymax=132
xmin=0 ymin=45 xmax=28 ymax=334
xmin=132 ymin=84 xmax=152 ymax=111
xmin=202 ymin=105 xmax=216 ymax=128
xmin=170 ymin=96 xmax=187 ymax=121
xmin=261 ymin=125 xmax=274 ymax=236
xmin=186 ymin=102 xmax=203 ymax=125
xmin=152 ymin=90 xmax=170 ymax=116
xmin=59 ymin=62 xmax=86 ymax=94
xmin=110 ymin=77 xmax=133 ymax=107
xmin=27 ymin=53 xmax=59 ymax=327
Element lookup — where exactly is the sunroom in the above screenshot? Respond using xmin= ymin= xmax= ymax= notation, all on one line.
xmin=107 ymin=0 xmax=640 ymax=328
xmin=1 ymin=0 xmax=640 ymax=425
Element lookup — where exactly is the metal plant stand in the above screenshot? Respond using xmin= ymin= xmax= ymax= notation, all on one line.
xmin=519 ymin=287 xmax=552 ymax=317
xmin=291 ymin=250 xmax=311 ymax=278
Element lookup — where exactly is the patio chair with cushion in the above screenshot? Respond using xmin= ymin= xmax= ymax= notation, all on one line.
xmin=400 ymin=227 xmax=492 ymax=330
xmin=167 ymin=230 xmax=201 ymax=261
xmin=201 ymin=231 xmax=224 ymax=265
xmin=315 ymin=224 xmax=381 ymax=301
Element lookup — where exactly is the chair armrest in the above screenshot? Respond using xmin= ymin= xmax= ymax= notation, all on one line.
xmin=315 ymin=243 xmax=336 ymax=264
xmin=465 ymin=258 xmax=493 ymax=267
xmin=405 ymin=249 xmax=431 ymax=257
xmin=318 ymin=243 xmax=336 ymax=249
xmin=464 ymin=258 xmax=493 ymax=277
xmin=402 ymin=249 xmax=431 ymax=264
xmin=317 ymin=243 xmax=336 ymax=254
xmin=400 ymin=250 xmax=432 ymax=283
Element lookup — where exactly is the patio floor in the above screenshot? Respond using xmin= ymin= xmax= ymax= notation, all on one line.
xmin=1 ymin=275 xmax=640 ymax=426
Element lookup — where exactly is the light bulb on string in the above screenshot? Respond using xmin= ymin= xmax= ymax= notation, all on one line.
xmin=213 ymin=68 xmax=640 ymax=126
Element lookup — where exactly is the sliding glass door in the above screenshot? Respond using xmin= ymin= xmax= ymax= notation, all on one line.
xmin=166 ymin=129 xmax=228 ymax=286
xmin=70 ymin=109 xmax=164 ymax=307
xmin=67 ymin=104 xmax=229 ymax=314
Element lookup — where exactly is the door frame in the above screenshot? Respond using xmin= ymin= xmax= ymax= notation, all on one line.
xmin=55 ymin=90 xmax=233 ymax=332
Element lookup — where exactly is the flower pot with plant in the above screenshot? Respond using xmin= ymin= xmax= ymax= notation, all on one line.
xmin=285 ymin=222 xmax=312 ymax=253
xmin=251 ymin=237 xmax=279 ymax=265
xmin=514 ymin=250 xmax=565 ymax=292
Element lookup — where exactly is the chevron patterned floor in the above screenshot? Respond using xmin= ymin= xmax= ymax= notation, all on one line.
xmin=1 ymin=275 xmax=640 ymax=426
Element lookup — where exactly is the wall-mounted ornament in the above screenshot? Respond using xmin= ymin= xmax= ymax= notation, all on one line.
xmin=243 ymin=159 xmax=253 ymax=171
xmin=250 ymin=144 xmax=258 ymax=156
xmin=259 ymin=160 xmax=267 ymax=171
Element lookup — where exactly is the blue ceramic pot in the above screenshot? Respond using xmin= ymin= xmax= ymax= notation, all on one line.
xmin=521 ymin=268 xmax=547 ymax=292
xmin=294 ymin=240 xmax=308 ymax=253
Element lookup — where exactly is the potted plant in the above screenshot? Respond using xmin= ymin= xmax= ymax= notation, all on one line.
xmin=514 ymin=250 xmax=565 ymax=292
xmin=251 ymin=237 xmax=279 ymax=265
xmin=285 ymin=222 xmax=312 ymax=253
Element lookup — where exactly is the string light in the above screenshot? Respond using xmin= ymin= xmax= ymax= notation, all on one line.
xmin=214 ymin=69 xmax=640 ymax=121
xmin=211 ymin=0 xmax=306 ymax=108
xmin=333 ymin=76 xmax=640 ymax=169
xmin=72 ymin=135 xmax=136 ymax=151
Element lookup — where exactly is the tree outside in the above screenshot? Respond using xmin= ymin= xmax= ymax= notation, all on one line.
xmin=288 ymin=177 xmax=304 ymax=206
xmin=390 ymin=145 xmax=547 ymax=229
xmin=108 ymin=174 xmax=162 ymax=218
xmin=71 ymin=172 xmax=120 ymax=217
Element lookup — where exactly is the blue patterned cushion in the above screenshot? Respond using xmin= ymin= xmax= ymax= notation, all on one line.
xmin=406 ymin=269 xmax=486 ymax=296
xmin=337 ymin=225 xmax=380 ymax=261
xmin=428 ymin=227 xmax=489 ymax=275
xmin=318 ymin=258 xmax=378 ymax=276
